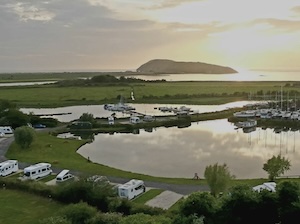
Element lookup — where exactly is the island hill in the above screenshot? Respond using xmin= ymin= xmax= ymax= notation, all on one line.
xmin=136 ymin=59 xmax=237 ymax=74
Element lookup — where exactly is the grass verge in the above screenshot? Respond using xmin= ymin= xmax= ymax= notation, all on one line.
xmin=0 ymin=189 xmax=63 ymax=224
xmin=132 ymin=189 xmax=165 ymax=204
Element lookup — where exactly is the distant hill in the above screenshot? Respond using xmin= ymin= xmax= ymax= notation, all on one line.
xmin=136 ymin=59 xmax=237 ymax=74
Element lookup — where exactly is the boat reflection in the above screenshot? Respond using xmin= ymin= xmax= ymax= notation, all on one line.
xmin=243 ymin=127 xmax=256 ymax=133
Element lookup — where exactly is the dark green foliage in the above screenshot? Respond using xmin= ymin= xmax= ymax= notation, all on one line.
xmin=255 ymin=190 xmax=279 ymax=224
xmin=277 ymin=181 xmax=300 ymax=207
xmin=172 ymin=214 xmax=204 ymax=224
xmin=263 ymin=155 xmax=291 ymax=181
xmin=276 ymin=181 xmax=300 ymax=223
xmin=86 ymin=212 xmax=122 ymax=224
xmin=14 ymin=126 xmax=36 ymax=148
xmin=0 ymin=108 xmax=29 ymax=129
xmin=115 ymin=199 xmax=132 ymax=215
xmin=204 ymin=163 xmax=235 ymax=196
xmin=119 ymin=213 xmax=171 ymax=224
xmin=59 ymin=202 xmax=98 ymax=224
xmin=0 ymin=99 xmax=16 ymax=113
xmin=219 ymin=185 xmax=260 ymax=224
xmin=29 ymin=114 xmax=58 ymax=127
xmin=130 ymin=203 xmax=165 ymax=216
xmin=38 ymin=216 xmax=71 ymax=224
xmin=179 ymin=192 xmax=217 ymax=222
xmin=53 ymin=179 xmax=115 ymax=212
xmin=78 ymin=113 xmax=97 ymax=128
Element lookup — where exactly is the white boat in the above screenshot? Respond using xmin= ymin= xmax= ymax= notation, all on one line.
xmin=233 ymin=110 xmax=256 ymax=118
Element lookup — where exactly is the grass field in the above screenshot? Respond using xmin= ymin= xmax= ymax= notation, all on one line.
xmin=0 ymin=189 xmax=64 ymax=224
xmin=0 ymin=81 xmax=297 ymax=107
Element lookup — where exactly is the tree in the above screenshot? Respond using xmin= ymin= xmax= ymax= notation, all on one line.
xmin=79 ymin=113 xmax=96 ymax=127
xmin=14 ymin=126 xmax=36 ymax=148
xmin=204 ymin=163 xmax=235 ymax=197
xmin=263 ymin=155 xmax=291 ymax=181
xmin=0 ymin=108 xmax=29 ymax=129
xmin=179 ymin=192 xmax=217 ymax=223
xmin=59 ymin=202 xmax=98 ymax=224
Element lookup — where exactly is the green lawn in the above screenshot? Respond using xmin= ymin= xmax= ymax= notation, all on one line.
xmin=0 ymin=81 xmax=296 ymax=107
xmin=0 ymin=189 xmax=64 ymax=224
xmin=132 ymin=189 xmax=165 ymax=204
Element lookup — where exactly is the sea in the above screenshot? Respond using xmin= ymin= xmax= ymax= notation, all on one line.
xmin=122 ymin=69 xmax=300 ymax=82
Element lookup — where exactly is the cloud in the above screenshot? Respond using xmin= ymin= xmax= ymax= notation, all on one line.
xmin=252 ymin=18 xmax=300 ymax=32
xmin=4 ymin=1 xmax=55 ymax=22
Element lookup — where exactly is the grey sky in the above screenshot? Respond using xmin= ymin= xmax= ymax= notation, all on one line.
xmin=1 ymin=0 xmax=300 ymax=72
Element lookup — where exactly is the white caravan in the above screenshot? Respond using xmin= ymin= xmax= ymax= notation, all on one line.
xmin=56 ymin=169 xmax=74 ymax=183
xmin=118 ymin=179 xmax=146 ymax=200
xmin=0 ymin=126 xmax=13 ymax=134
xmin=23 ymin=163 xmax=52 ymax=180
xmin=0 ymin=160 xmax=18 ymax=177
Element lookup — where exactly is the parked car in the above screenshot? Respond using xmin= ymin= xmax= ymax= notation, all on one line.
xmin=33 ymin=124 xmax=46 ymax=128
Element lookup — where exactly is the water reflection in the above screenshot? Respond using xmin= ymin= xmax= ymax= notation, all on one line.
xmin=0 ymin=81 xmax=56 ymax=86
xmin=77 ymin=119 xmax=300 ymax=179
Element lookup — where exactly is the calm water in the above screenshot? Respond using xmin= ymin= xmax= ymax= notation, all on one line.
xmin=20 ymin=101 xmax=260 ymax=122
xmin=23 ymin=101 xmax=300 ymax=179
xmin=0 ymin=81 xmax=56 ymax=86
xmin=124 ymin=69 xmax=300 ymax=81
xmin=77 ymin=119 xmax=300 ymax=179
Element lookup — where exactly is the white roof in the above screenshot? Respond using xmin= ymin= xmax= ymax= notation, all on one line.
xmin=253 ymin=182 xmax=276 ymax=192
xmin=56 ymin=169 xmax=70 ymax=178
xmin=119 ymin=179 xmax=144 ymax=189
xmin=24 ymin=162 xmax=51 ymax=171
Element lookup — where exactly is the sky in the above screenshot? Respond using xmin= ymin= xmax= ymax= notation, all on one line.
xmin=0 ymin=0 xmax=300 ymax=72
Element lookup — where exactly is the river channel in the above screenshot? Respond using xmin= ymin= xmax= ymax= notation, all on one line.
xmin=21 ymin=101 xmax=300 ymax=179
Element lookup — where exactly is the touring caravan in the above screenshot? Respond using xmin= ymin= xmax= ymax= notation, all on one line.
xmin=23 ymin=163 xmax=52 ymax=180
xmin=56 ymin=169 xmax=74 ymax=183
xmin=0 ymin=160 xmax=18 ymax=177
xmin=0 ymin=126 xmax=13 ymax=134
xmin=118 ymin=179 xmax=146 ymax=200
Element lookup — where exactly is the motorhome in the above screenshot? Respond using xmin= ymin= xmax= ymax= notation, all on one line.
xmin=0 ymin=126 xmax=13 ymax=134
xmin=56 ymin=169 xmax=74 ymax=183
xmin=0 ymin=160 xmax=18 ymax=177
xmin=118 ymin=179 xmax=146 ymax=200
xmin=23 ymin=163 xmax=52 ymax=180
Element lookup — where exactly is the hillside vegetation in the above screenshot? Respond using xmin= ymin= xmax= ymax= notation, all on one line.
xmin=137 ymin=59 xmax=237 ymax=74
